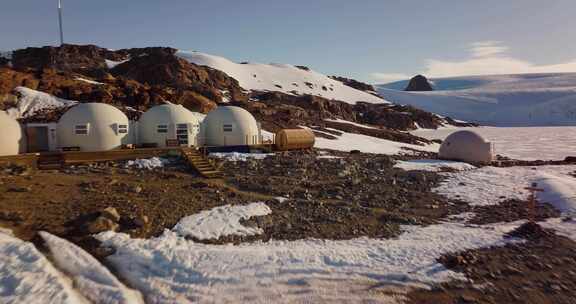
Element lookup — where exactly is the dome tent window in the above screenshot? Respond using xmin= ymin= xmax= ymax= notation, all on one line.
xmin=74 ymin=124 xmax=89 ymax=135
xmin=157 ymin=125 xmax=168 ymax=133
xmin=117 ymin=124 xmax=128 ymax=134
xmin=177 ymin=124 xmax=189 ymax=145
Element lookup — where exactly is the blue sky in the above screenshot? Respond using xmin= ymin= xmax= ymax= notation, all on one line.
xmin=1 ymin=0 xmax=575 ymax=83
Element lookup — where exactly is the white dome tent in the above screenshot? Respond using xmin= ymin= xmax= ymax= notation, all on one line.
xmin=439 ymin=130 xmax=493 ymax=164
xmin=57 ymin=103 xmax=130 ymax=152
xmin=200 ymin=106 xmax=261 ymax=147
xmin=138 ymin=104 xmax=203 ymax=147
xmin=0 ymin=111 xmax=24 ymax=156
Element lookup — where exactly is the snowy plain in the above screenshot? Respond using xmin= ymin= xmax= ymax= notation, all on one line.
xmin=378 ymin=73 xmax=576 ymax=126
xmin=412 ymin=126 xmax=576 ymax=160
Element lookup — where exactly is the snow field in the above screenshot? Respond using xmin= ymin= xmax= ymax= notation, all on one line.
xmin=97 ymin=220 xmax=523 ymax=303
xmin=378 ymin=73 xmax=576 ymax=126
xmin=176 ymin=51 xmax=386 ymax=104
xmin=434 ymin=165 xmax=576 ymax=212
xmin=412 ymin=126 xmax=576 ymax=161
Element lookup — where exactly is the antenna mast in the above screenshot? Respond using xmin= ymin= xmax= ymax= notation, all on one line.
xmin=58 ymin=0 xmax=64 ymax=45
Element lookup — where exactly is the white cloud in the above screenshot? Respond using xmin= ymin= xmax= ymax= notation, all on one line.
xmin=469 ymin=41 xmax=509 ymax=58
xmin=369 ymin=72 xmax=411 ymax=83
xmin=372 ymin=41 xmax=576 ymax=83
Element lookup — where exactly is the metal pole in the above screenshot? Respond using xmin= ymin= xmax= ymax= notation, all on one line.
xmin=58 ymin=0 xmax=64 ymax=45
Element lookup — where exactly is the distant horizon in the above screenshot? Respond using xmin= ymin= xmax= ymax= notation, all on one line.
xmin=2 ymin=0 xmax=576 ymax=83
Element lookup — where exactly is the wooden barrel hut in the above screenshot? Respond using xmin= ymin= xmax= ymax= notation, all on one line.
xmin=274 ymin=129 xmax=315 ymax=151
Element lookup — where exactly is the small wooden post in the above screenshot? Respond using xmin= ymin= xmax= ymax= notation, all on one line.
xmin=524 ymin=182 xmax=544 ymax=223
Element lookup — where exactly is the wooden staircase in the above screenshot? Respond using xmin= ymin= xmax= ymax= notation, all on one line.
xmin=37 ymin=153 xmax=64 ymax=170
xmin=181 ymin=148 xmax=223 ymax=178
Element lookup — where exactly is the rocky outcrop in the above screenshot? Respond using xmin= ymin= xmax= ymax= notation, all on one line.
xmin=3 ymin=45 xmax=249 ymax=117
xmin=404 ymin=75 xmax=433 ymax=91
xmin=330 ymin=76 xmax=376 ymax=93
xmin=2 ymin=43 xmax=466 ymax=140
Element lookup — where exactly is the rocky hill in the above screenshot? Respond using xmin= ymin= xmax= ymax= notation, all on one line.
xmin=1 ymin=44 xmax=470 ymax=147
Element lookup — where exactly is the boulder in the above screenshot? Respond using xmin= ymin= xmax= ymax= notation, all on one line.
xmin=88 ymin=216 xmax=119 ymax=234
xmin=100 ymin=207 xmax=121 ymax=223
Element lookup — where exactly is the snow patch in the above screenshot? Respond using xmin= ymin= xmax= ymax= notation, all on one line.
xmin=209 ymin=152 xmax=272 ymax=162
xmin=105 ymin=58 xmax=130 ymax=69
xmin=176 ymin=51 xmax=387 ymax=105
xmin=75 ymin=77 xmax=104 ymax=85
xmin=39 ymin=232 xmax=144 ymax=304
xmin=542 ymin=217 xmax=576 ymax=241
xmin=312 ymin=128 xmax=439 ymax=155
xmin=6 ymin=87 xmax=77 ymax=119
xmin=173 ymin=202 xmax=272 ymax=240
xmin=395 ymin=159 xmax=476 ymax=172
xmin=125 ymin=157 xmax=169 ymax=170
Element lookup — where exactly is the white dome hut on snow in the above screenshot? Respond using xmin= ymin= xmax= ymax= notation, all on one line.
xmin=57 ymin=103 xmax=130 ymax=152
xmin=201 ymin=106 xmax=261 ymax=146
xmin=0 ymin=111 xmax=24 ymax=156
xmin=139 ymin=104 xmax=203 ymax=147
xmin=439 ymin=130 xmax=493 ymax=164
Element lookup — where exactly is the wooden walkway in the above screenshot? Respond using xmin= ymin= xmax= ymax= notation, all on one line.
xmin=1 ymin=147 xmax=223 ymax=178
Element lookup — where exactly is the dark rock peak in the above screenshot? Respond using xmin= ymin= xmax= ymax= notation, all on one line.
xmin=404 ymin=74 xmax=434 ymax=91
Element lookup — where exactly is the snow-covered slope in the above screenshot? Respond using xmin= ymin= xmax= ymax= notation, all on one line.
xmin=0 ymin=230 xmax=89 ymax=303
xmin=176 ymin=51 xmax=386 ymax=104
xmin=377 ymin=73 xmax=576 ymax=126
xmin=40 ymin=232 xmax=145 ymax=304
xmin=7 ymin=87 xmax=77 ymax=119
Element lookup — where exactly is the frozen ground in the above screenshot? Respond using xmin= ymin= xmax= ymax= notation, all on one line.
xmin=176 ymin=51 xmax=386 ymax=105
xmin=412 ymin=126 xmax=576 ymax=160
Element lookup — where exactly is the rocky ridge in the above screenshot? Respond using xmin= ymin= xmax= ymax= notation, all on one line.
xmin=1 ymin=44 xmax=470 ymax=146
